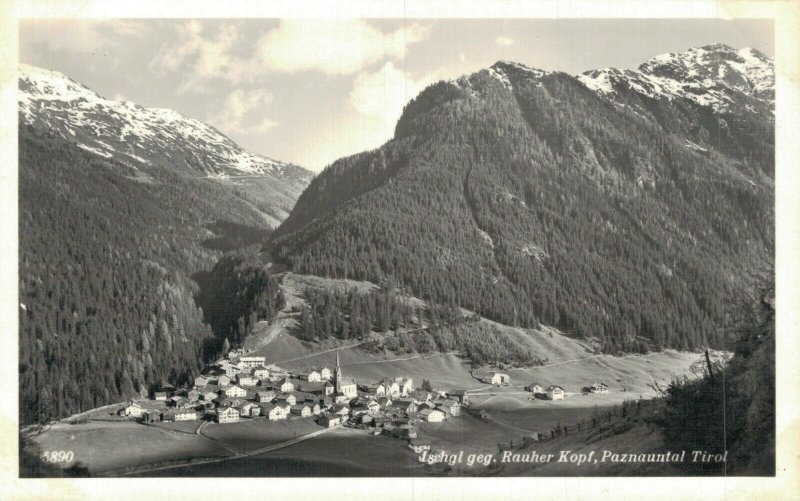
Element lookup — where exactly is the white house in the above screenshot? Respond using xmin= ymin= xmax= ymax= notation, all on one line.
xmin=217 ymin=375 xmax=232 ymax=387
xmin=591 ymin=382 xmax=609 ymax=394
xmin=319 ymin=414 xmax=341 ymax=428
xmin=223 ymin=385 xmax=247 ymax=398
xmin=279 ymin=377 xmax=294 ymax=393
xmin=300 ymin=370 xmax=321 ymax=382
xmin=394 ymin=377 xmax=414 ymax=396
xmin=320 ymin=367 xmax=332 ymax=380
xmin=545 ymin=385 xmax=565 ymax=400
xmin=378 ymin=379 xmax=401 ymax=397
xmin=194 ymin=375 xmax=210 ymax=388
xmin=418 ymin=408 xmax=445 ymax=422
xmin=491 ymin=373 xmax=510 ymax=386
xmin=525 ymin=383 xmax=544 ymax=394
xmin=276 ymin=393 xmax=296 ymax=406
xmin=174 ymin=410 xmax=197 ymax=421
xmin=119 ymin=402 xmax=144 ymax=417
xmin=237 ymin=374 xmax=258 ymax=387
xmin=256 ymin=390 xmax=275 ymax=403
xmin=253 ymin=367 xmax=270 ymax=380
xmin=216 ymin=406 xmax=240 ymax=424
xmin=237 ymin=402 xmax=261 ymax=417
xmin=323 ymin=381 xmax=335 ymax=396
xmin=239 ymin=356 xmax=266 ymax=369
xmin=261 ymin=403 xmax=286 ymax=421
xmin=291 ymin=404 xmax=312 ymax=417
xmin=437 ymin=400 xmax=461 ymax=417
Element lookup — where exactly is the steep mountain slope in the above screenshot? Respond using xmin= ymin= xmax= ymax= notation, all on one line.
xmin=272 ymin=44 xmax=774 ymax=354
xmin=19 ymin=64 xmax=313 ymax=226
xmin=18 ymin=67 xmax=308 ymax=424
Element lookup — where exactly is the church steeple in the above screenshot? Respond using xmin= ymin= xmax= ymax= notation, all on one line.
xmin=335 ymin=349 xmax=342 ymax=393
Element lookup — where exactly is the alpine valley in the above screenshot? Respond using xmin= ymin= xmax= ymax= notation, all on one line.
xmin=20 ymin=43 xmax=774 ymax=477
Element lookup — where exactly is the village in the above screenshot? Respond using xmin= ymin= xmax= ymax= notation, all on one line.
xmin=114 ymin=348 xmax=615 ymax=460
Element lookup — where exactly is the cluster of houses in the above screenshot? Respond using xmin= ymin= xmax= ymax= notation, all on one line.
xmin=117 ymin=350 xmax=468 ymax=439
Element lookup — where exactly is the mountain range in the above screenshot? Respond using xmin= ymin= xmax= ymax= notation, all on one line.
xmin=18 ymin=64 xmax=313 ymax=226
xmin=272 ymin=43 xmax=774 ymax=353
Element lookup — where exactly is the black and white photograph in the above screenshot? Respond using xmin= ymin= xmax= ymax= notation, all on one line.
xmin=4 ymin=1 xmax=799 ymax=497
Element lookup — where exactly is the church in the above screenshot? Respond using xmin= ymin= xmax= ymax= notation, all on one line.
xmin=334 ymin=349 xmax=358 ymax=399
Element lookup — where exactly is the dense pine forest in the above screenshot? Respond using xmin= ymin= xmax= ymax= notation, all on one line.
xmin=18 ymin=127 xmax=276 ymax=424
xmin=272 ymin=67 xmax=773 ymax=354
xmin=657 ymin=269 xmax=774 ymax=474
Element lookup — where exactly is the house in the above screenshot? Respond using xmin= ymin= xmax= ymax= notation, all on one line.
xmin=256 ymin=390 xmax=275 ymax=403
xmin=334 ymin=392 xmax=351 ymax=404
xmin=448 ymin=389 xmax=470 ymax=405
xmin=377 ymin=396 xmax=393 ymax=408
xmin=410 ymin=389 xmax=432 ymax=403
xmin=332 ymin=404 xmax=350 ymax=417
xmin=217 ymin=375 xmax=232 ymax=387
xmin=408 ymin=439 xmax=431 ymax=454
xmin=320 ymin=367 xmax=331 ymax=380
xmin=200 ymin=391 xmax=217 ymax=401
xmin=392 ymin=399 xmax=418 ymax=414
xmin=377 ymin=379 xmax=401 ymax=397
xmin=224 ymin=363 xmax=243 ymax=378
xmin=169 ymin=395 xmax=186 ymax=407
xmin=350 ymin=405 xmax=371 ymax=417
xmin=338 ymin=376 xmax=358 ymax=398
xmin=358 ymin=414 xmax=374 ymax=425
xmin=279 ymin=377 xmax=294 ymax=393
xmin=591 ymin=382 xmax=609 ymax=394
xmin=323 ymin=381 xmax=335 ymax=396
xmin=300 ymin=370 xmax=321 ymax=382
xmin=291 ymin=404 xmax=312 ymax=417
xmin=276 ymin=393 xmax=296 ymax=406
xmin=436 ymin=400 xmax=461 ymax=417
xmin=154 ymin=391 xmax=168 ymax=401
xmin=319 ymin=414 xmax=341 ymax=428
xmin=187 ymin=389 xmax=201 ymax=402
xmin=223 ymin=385 xmax=247 ymax=398
xmin=262 ymin=403 xmax=288 ymax=421
xmin=237 ymin=402 xmax=261 ymax=418
xmin=239 ymin=356 xmax=266 ymax=369
xmin=253 ymin=366 xmax=270 ymax=380
xmin=491 ymin=373 xmax=511 ymax=386
xmin=141 ymin=410 xmax=162 ymax=423
xmin=418 ymin=408 xmax=445 ymax=422
xmin=236 ymin=374 xmax=258 ymax=387
xmin=525 ymin=383 xmax=544 ymax=395
xmin=545 ymin=385 xmax=565 ymax=400
xmin=319 ymin=396 xmax=334 ymax=410
xmin=216 ymin=406 xmax=240 ymax=424
xmin=173 ymin=409 xmax=198 ymax=421
xmin=394 ymin=377 xmax=414 ymax=396
xmin=310 ymin=403 xmax=322 ymax=415
xmin=194 ymin=375 xmax=210 ymax=388
xmin=119 ymin=402 xmax=144 ymax=417
xmin=366 ymin=399 xmax=381 ymax=414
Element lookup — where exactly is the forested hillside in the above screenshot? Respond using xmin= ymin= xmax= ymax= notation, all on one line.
xmin=272 ymin=46 xmax=773 ymax=354
xmin=18 ymin=126 xmax=281 ymax=424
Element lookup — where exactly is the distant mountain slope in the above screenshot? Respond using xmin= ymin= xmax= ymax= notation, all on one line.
xmin=19 ymin=64 xmax=313 ymax=226
xmin=272 ymin=44 xmax=774 ymax=354
xmin=17 ymin=66 xmax=308 ymax=424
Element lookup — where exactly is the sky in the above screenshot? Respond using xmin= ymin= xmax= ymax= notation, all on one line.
xmin=20 ymin=19 xmax=773 ymax=172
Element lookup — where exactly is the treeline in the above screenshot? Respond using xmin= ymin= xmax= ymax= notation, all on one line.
xmin=272 ymin=68 xmax=773 ymax=354
xmin=296 ymin=284 xmax=417 ymax=341
xmin=656 ymin=270 xmax=774 ymax=474
xmin=18 ymin=127 xmax=272 ymax=424
xmin=193 ymin=247 xmax=285 ymax=347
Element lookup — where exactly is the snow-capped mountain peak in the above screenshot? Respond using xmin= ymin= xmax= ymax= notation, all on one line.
xmin=576 ymin=44 xmax=774 ymax=113
xmin=18 ymin=64 xmax=313 ymax=182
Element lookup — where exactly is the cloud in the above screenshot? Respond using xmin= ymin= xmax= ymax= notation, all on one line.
xmin=255 ymin=19 xmax=432 ymax=75
xmin=207 ymin=88 xmax=278 ymax=135
xmin=495 ymin=36 xmax=515 ymax=47
xmin=21 ymin=20 xmax=151 ymax=55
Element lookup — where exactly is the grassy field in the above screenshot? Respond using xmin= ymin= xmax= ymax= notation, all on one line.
xmin=31 ymin=420 xmax=229 ymax=474
xmin=201 ymin=417 xmax=322 ymax=453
